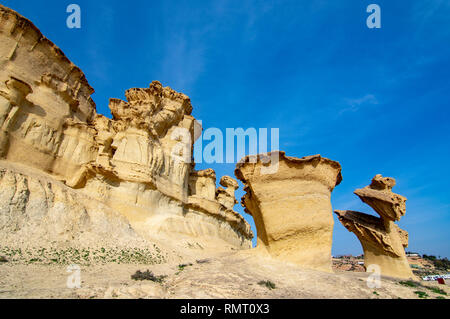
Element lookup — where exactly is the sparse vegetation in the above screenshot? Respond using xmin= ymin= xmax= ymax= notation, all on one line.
xmin=0 ymin=256 xmax=8 ymax=263
xmin=258 ymin=280 xmax=276 ymax=290
xmin=196 ymin=259 xmax=210 ymax=264
xmin=422 ymin=255 xmax=450 ymax=270
xmin=373 ymin=291 xmax=379 ymax=296
xmin=0 ymin=245 xmax=167 ymax=266
xmin=414 ymin=291 xmax=429 ymax=299
xmin=426 ymin=286 xmax=447 ymax=296
xmin=176 ymin=263 xmax=193 ymax=275
xmin=398 ymin=279 xmax=448 ymax=297
xmin=131 ymin=270 xmax=166 ymax=283
xmin=178 ymin=263 xmax=193 ymax=270
xmin=399 ymin=280 xmax=418 ymax=288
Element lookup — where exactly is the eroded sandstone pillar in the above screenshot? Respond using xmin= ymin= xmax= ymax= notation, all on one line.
xmin=235 ymin=151 xmax=342 ymax=272
xmin=335 ymin=174 xmax=415 ymax=279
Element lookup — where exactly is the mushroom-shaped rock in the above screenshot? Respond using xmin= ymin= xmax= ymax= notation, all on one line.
xmin=235 ymin=151 xmax=342 ymax=272
xmin=216 ymin=176 xmax=239 ymax=210
xmin=354 ymin=174 xmax=406 ymax=222
xmin=334 ymin=175 xmax=415 ymax=279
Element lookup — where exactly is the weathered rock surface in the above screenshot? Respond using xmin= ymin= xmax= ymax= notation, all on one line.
xmin=354 ymin=174 xmax=407 ymax=222
xmin=0 ymin=4 xmax=252 ymax=251
xmin=335 ymin=174 xmax=415 ymax=279
xmin=0 ymin=160 xmax=161 ymax=259
xmin=235 ymin=151 xmax=342 ymax=272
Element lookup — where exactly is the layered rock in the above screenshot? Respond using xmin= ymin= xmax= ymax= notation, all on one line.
xmin=335 ymin=174 xmax=414 ymax=279
xmin=0 ymin=162 xmax=142 ymax=248
xmin=0 ymin=4 xmax=252 ymax=250
xmin=235 ymin=152 xmax=342 ymax=272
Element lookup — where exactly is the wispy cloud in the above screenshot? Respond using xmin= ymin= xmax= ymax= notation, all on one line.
xmin=154 ymin=0 xmax=279 ymax=92
xmin=412 ymin=0 xmax=448 ymax=24
xmin=159 ymin=35 xmax=206 ymax=92
xmin=339 ymin=94 xmax=378 ymax=114
xmin=409 ymin=0 xmax=450 ymax=44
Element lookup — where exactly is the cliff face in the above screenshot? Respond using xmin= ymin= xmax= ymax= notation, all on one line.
xmin=0 ymin=4 xmax=252 ymax=250
xmin=335 ymin=174 xmax=415 ymax=279
xmin=235 ymin=152 xmax=342 ymax=272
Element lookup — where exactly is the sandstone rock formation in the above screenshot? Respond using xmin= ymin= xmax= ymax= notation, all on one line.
xmin=335 ymin=174 xmax=414 ymax=279
xmin=216 ymin=176 xmax=239 ymax=210
xmin=235 ymin=152 xmax=342 ymax=272
xmin=0 ymin=4 xmax=252 ymax=251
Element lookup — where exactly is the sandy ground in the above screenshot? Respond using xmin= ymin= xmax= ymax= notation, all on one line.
xmin=1 ymin=249 xmax=449 ymax=299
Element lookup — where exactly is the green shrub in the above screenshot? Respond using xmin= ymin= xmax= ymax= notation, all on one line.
xmin=131 ymin=270 xmax=166 ymax=283
xmin=414 ymin=291 xmax=429 ymax=299
xmin=258 ymin=280 xmax=276 ymax=290
xmin=178 ymin=263 xmax=193 ymax=270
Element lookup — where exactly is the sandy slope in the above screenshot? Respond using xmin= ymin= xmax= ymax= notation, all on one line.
xmin=0 ymin=248 xmax=448 ymax=299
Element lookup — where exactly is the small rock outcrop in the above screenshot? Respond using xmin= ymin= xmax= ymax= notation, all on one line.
xmin=216 ymin=176 xmax=239 ymax=210
xmin=335 ymin=174 xmax=414 ymax=279
xmin=0 ymin=4 xmax=252 ymax=250
xmin=235 ymin=151 xmax=342 ymax=272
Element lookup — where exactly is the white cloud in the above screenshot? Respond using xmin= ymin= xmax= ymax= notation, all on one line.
xmin=339 ymin=94 xmax=378 ymax=114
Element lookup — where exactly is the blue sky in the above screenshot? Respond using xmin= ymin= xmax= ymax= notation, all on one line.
xmin=4 ymin=0 xmax=449 ymax=257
